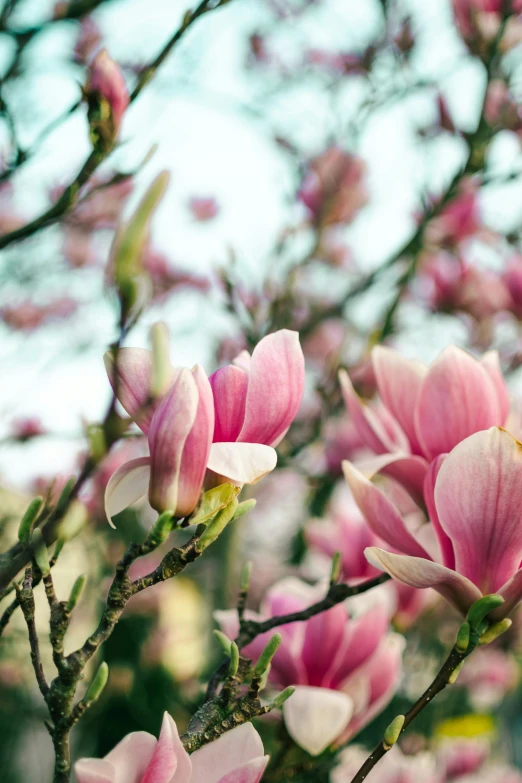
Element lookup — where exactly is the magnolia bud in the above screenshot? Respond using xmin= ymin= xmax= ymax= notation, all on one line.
xmin=254 ymin=633 xmax=282 ymax=676
xmin=213 ymin=630 xmax=232 ymax=656
xmin=383 ymin=715 xmax=405 ymax=749
xmin=232 ymin=499 xmax=256 ymax=520
xmin=467 ymin=594 xmax=504 ymax=630
xmin=456 ymin=621 xmax=471 ymax=652
xmin=196 ymin=497 xmax=239 ymax=553
xmin=228 ymin=642 xmax=239 ymax=677
xmin=479 ymin=618 xmax=512 ymax=645
xmin=85 ymin=50 xmax=129 ymax=150
xmin=67 ymin=575 xmax=87 ymax=611
xmin=18 ymin=497 xmax=43 ymax=545
xmin=330 ymin=551 xmax=342 ymax=584
xmin=270 ymin=686 xmax=295 ymax=710
xmin=240 ymin=561 xmax=252 ymax=593
xmin=190 ymin=484 xmax=240 ymax=526
xmin=85 ymin=662 xmax=109 ymax=703
xmin=31 ymin=529 xmax=50 ymax=576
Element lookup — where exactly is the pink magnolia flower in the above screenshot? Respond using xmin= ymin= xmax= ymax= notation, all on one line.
xmin=104 ymin=354 xmax=277 ymax=523
xmin=144 ymin=249 xmax=210 ymax=301
xmin=208 ymin=330 xmax=305 ymax=449
xmin=424 ymin=183 xmax=481 ymax=248
xmin=298 ymin=147 xmax=368 ymax=227
xmin=437 ymin=738 xmax=489 ymax=779
xmin=484 ymin=80 xmax=522 ymax=132
xmin=86 ymin=49 xmax=129 ymax=139
xmin=10 ymin=416 xmax=46 ymax=441
xmin=216 ymin=578 xmax=403 ymax=756
xmin=340 ymin=344 xmax=509 ymax=499
xmin=345 ymin=427 xmax=522 ymax=619
xmin=504 ymin=255 xmax=522 ymax=318
xmin=104 ymin=330 xmax=303 ymax=523
xmin=188 ymin=197 xmax=219 ymax=222
xmin=75 ymin=712 xmax=268 ymax=783
xmin=457 ymin=646 xmax=519 ymax=709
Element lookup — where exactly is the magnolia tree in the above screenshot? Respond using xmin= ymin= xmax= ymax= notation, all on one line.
xmin=3 ymin=0 xmax=522 ymax=782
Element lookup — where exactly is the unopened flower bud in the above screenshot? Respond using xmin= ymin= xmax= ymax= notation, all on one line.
xmin=479 ymin=618 xmax=512 ymax=645
xmin=467 ymin=594 xmax=504 ymax=631
xmin=213 ymin=630 xmax=232 ymax=656
xmin=85 ymin=661 xmax=109 ymax=703
xmin=85 ymin=50 xmax=129 ymax=150
xmin=67 ymin=575 xmax=87 ymax=611
xmin=240 ymin=561 xmax=252 ymax=593
xmin=254 ymin=633 xmax=282 ymax=677
xmin=456 ymin=621 xmax=471 ymax=652
xmin=196 ymin=497 xmax=239 ymax=552
xmin=228 ymin=641 xmax=239 ymax=677
xmin=270 ymin=686 xmax=295 ymax=710
xmin=383 ymin=715 xmax=405 ymax=749
xmin=31 ymin=529 xmax=50 ymax=576
xmin=18 ymin=497 xmax=43 ymax=545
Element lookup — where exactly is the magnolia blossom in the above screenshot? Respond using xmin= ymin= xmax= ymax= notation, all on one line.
xmin=188 ymin=197 xmax=219 ymax=222
xmin=457 ymin=646 xmax=519 ymax=709
xmin=216 ymin=577 xmax=403 ymax=756
xmin=104 ymin=330 xmax=303 ymax=523
xmin=504 ymin=256 xmax=522 ymax=318
xmin=209 ymin=329 xmax=305 ymax=449
xmin=340 ymin=344 xmax=510 ymax=499
xmin=345 ymin=427 xmax=522 ymax=619
xmin=75 ymin=713 xmax=268 ymax=783
xmin=298 ymin=147 xmax=368 ymax=227
xmin=424 ymin=184 xmax=480 ymax=248
xmin=86 ymin=50 xmax=129 ymax=139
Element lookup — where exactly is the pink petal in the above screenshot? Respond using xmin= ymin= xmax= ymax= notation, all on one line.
xmin=339 ymin=370 xmax=409 ymax=455
xmin=327 ymin=603 xmax=391 ymax=689
xmin=481 ymin=351 xmax=510 ymax=424
xmin=233 ymin=350 xmax=251 ymax=372
xmin=175 ymin=365 xmax=214 ymax=516
xmin=74 ymin=759 xmax=116 ymax=783
xmin=104 ymin=457 xmax=151 ymax=528
xmin=141 ymin=713 xmax=191 ymax=783
xmin=423 ymin=455 xmax=455 ymax=569
xmin=104 ymin=348 xmax=173 ymax=434
xmin=354 ymin=453 xmax=428 ymax=508
xmin=372 ymin=346 xmax=427 ymax=454
xmin=301 ymin=604 xmax=349 ymax=686
xmin=283 ymin=686 xmax=354 ymax=756
xmin=414 ymin=346 xmax=501 ymax=460
xmin=238 ymin=330 xmax=305 ymax=447
xmin=343 ymin=461 xmax=430 ymax=558
xmin=340 ymin=634 xmax=404 ymax=743
xmin=102 ymin=731 xmax=157 ymax=783
xmin=217 ymin=757 xmax=269 ymax=783
xmin=435 ymin=427 xmax=522 ymax=592
xmin=209 ymin=365 xmax=249 ymax=442
xmin=496 ymin=569 xmax=522 ymax=620
xmin=190 ymin=723 xmax=265 ymax=783
xmin=365 ymin=547 xmax=482 ymax=615
xmin=207 ymin=442 xmax=277 ymax=485
xmin=148 ymin=369 xmax=199 ymax=514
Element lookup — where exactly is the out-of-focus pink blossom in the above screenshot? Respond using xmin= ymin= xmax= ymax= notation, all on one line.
xmin=86 ymin=49 xmax=129 ymax=142
xmin=304 ymin=49 xmax=366 ymax=75
xmin=216 ymin=577 xmax=402 ymax=756
xmin=62 ymin=226 xmax=98 ymax=268
xmin=332 ymin=745 xmax=440 ymax=783
xmin=209 ymin=330 xmax=305 ymax=448
xmin=75 ymin=713 xmax=268 ymax=783
xmin=424 ymin=182 xmax=481 ymax=248
xmin=420 ymin=254 xmax=511 ymax=321
xmin=485 ymin=80 xmax=522 ymax=132
xmin=10 ymin=417 xmax=46 ymax=441
xmin=188 ymin=196 xmax=219 ymax=222
xmin=346 ymin=427 xmax=522 ymax=618
xmin=298 ymin=147 xmax=368 ymax=227
xmin=457 ymin=646 xmax=519 ymax=709
xmin=323 ymin=417 xmax=370 ymax=475
xmin=67 ymin=177 xmax=133 ymax=230
xmin=1 ymin=297 xmax=77 ymax=331
xmin=73 ymin=16 xmax=102 ymax=64
xmin=437 ymin=738 xmax=490 ymax=779
xmin=144 ymin=248 xmax=211 ymax=300
xmin=306 ymin=484 xmax=381 ymax=582
xmin=302 ymin=319 xmax=348 ymax=368
xmin=504 ymin=255 xmax=522 ymax=318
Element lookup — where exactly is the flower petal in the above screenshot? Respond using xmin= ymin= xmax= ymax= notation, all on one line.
xmin=175 ymin=365 xmax=214 ymax=516
xmin=104 ymin=348 xmax=173 ymax=434
xmin=74 ymin=759 xmax=117 ymax=783
xmin=481 ymin=350 xmax=510 ymax=424
xmin=217 ymin=757 xmax=269 ymax=783
xmin=414 ymin=346 xmax=501 ymax=460
xmin=141 ymin=713 xmax=191 ymax=783
xmin=238 ymin=330 xmax=305 ymax=447
xmin=283 ymin=686 xmax=354 ymax=756
xmin=343 ymin=461 xmax=429 ymax=558
xmin=209 ymin=365 xmax=249 ymax=442
xmin=365 ymin=547 xmax=482 ymax=615
xmin=354 ymin=453 xmax=428 ymax=508
xmin=423 ymin=455 xmax=455 ymax=569
xmin=104 ymin=731 xmax=157 ymax=783
xmin=104 ymin=457 xmax=151 ymax=528
xmin=496 ymin=569 xmax=522 ymax=620
xmin=372 ymin=346 xmax=427 ymax=454
xmin=148 ymin=369 xmax=199 ymax=514
xmin=207 ymin=442 xmax=277 ymax=485
xmin=191 ymin=723 xmax=265 ymax=783
xmin=339 ymin=370 xmax=407 ymax=455
xmin=435 ymin=427 xmax=522 ymax=592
